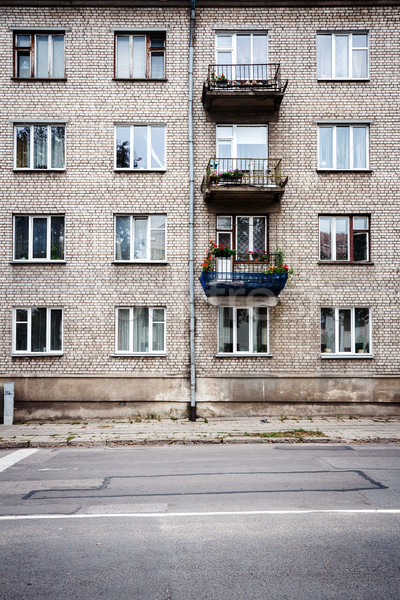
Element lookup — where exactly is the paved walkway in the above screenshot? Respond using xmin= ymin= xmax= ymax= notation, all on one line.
xmin=0 ymin=416 xmax=399 ymax=447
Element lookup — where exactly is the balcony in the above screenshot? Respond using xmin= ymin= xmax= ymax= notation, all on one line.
xmin=202 ymin=64 xmax=287 ymax=122
xmin=202 ymin=158 xmax=287 ymax=211
xmin=199 ymin=256 xmax=288 ymax=307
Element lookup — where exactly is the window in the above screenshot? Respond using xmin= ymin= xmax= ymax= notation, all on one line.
xmin=321 ymin=308 xmax=371 ymax=356
xmin=115 ymin=33 xmax=165 ymax=79
xmin=13 ymin=307 xmax=63 ymax=355
xmin=115 ymin=125 xmax=165 ymax=170
xmin=115 ymin=215 xmax=166 ymax=261
xmin=14 ymin=124 xmax=65 ymax=170
xmin=317 ymin=32 xmax=369 ymax=79
xmin=216 ymin=125 xmax=268 ymax=160
xmin=319 ymin=216 xmax=370 ymax=262
xmin=116 ymin=307 xmax=166 ymax=354
xmin=14 ymin=215 xmax=65 ymax=261
xmin=215 ymin=32 xmax=268 ymax=79
xmin=14 ymin=33 xmax=65 ymax=78
xmin=218 ymin=307 xmax=269 ymax=354
xmin=318 ymin=125 xmax=368 ymax=170
xmin=217 ymin=215 xmax=268 ymax=258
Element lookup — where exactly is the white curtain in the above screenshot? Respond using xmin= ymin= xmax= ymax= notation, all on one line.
xmin=132 ymin=36 xmax=146 ymax=78
xmin=51 ymin=127 xmax=65 ymax=168
xmin=118 ymin=309 xmax=130 ymax=352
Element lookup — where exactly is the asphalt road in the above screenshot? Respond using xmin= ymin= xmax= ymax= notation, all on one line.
xmin=0 ymin=444 xmax=399 ymax=599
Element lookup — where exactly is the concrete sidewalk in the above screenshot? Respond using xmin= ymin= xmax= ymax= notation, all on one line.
xmin=0 ymin=415 xmax=399 ymax=447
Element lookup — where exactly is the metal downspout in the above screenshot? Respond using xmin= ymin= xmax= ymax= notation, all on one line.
xmin=189 ymin=0 xmax=197 ymax=421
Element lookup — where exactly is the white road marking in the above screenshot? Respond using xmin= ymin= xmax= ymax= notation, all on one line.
xmin=0 ymin=449 xmax=38 ymax=473
xmin=0 ymin=509 xmax=399 ymax=521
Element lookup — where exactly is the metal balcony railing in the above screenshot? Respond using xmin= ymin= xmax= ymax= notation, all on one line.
xmin=206 ymin=63 xmax=287 ymax=91
xmin=205 ymin=158 xmax=285 ymax=188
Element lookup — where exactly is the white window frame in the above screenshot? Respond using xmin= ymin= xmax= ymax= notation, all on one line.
xmin=115 ymin=307 xmax=166 ymax=355
xmin=14 ymin=32 xmax=65 ymax=79
xmin=12 ymin=307 xmax=63 ymax=356
xmin=13 ymin=215 xmax=65 ymax=262
xmin=320 ymin=307 xmax=372 ymax=357
xmin=215 ymin=32 xmax=268 ymax=64
xmin=114 ymin=214 xmax=167 ymax=262
xmin=218 ymin=307 xmax=270 ymax=356
xmin=114 ymin=124 xmax=166 ymax=171
xmin=317 ymin=124 xmax=369 ymax=170
xmin=317 ymin=32 xmax=369 ymax=80
xmin=216 ymin=125 xmax=268 ymax=159
xmin=13 ymin=124 xmax=66 ymax=170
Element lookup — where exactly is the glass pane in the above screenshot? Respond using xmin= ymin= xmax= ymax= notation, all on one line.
xmin=253 ymin=35 xmax=268 ymax=64
xmin=153 ymin=308 xmax=165 ymax=322
xmin=50 ymin=309 xmax=62 ymax=351
xmin=116 ymin=126 xmax=130 ymax=168
xmin=134 ymin=126 xmax=147 ymax=169
xmin=16 ymin=35 xmax=31 ymax=47
xmin=215 ymin=54 xmax=232 ymax=80
xmin=116 ymin=36 xmax=130 ymax=78
xmin=32 ymin=218 xmax=47 ymax=259
xmin=319 ymin=217 xmax=332 ymax=260
xmin=36 ymin=35 xmax=49 ymax=77
xmin=353 ymin=127 xmax=367 ymax=168
xmin=31 ymin=307 xmax=47 ymax=352
xmin=117 ymin=309 xmax=130 ymax=352
xmin=16 ymin=309 xmax=28 ymax=351
xmin=52 ymin=36 xmax=64 ymax=77
xmin=352 ymin=49 xmax=368 ymax=78
xmin=338 ymin=309 xmax=351 ymax=352
xmin=132 ymin=36 xmax=146 ymax=78
xmin=236 ymin=308 xmax=249 ymax=352
xmin=152 ymin=310 xmax=165 ymax=352
xmin=217 ymin=216 xmax=232 ymax=230
xmin=115 ymin=216 xmax=131 ymax=260
xmin=253 ymin=217 xmax=266 ymax=252
xmin=236 ymin=35 xmax=251 ymax=80
xmin=217 ymin=232 xmax=231 ymax=248
xmin=15 ymin=216 xmax=29 ymax=259
xmin=353 ymin=232 xmax=368 ymax=261
xmin=319 ymin=127 xmax=333 ymax=168
xmin=150 ymin=216 xmax=166 ymax=260
xmin=16 ymin=126 xmax=30 ymax=168
xmin=218 ymin=307 xmax=233 ymax=353
xmin=151 ymin=53 xmax=164 ymax=78
xmin=336 ymin=217 xmax=349 ymax=260
xmin=51 ymin=126 xmax=65 ymax=168
xmin=355 ymin=308 xmax=369 ymax=353
xmin=352 ymin=34 xmax=368 ymax=48
xmin=34 ymin=125 xmax=48 ymax=169
xmin=237 ymin=217 xmax=249 ymax=254
xmin=150 ymin=126 xmax=165 ymax=169
xmin=134 ymin=218 xmax=148 ymax=260
xmin=334 ymin=35 xmax=349 ymax=77
xmin=50 ymin=216 xmax=64 ymax=260
xmin=336 ymin=126 xmax=350 ymax=169
xmin=317 ymin=34 xmax=332 ymax=78
xmin=133 ymin=307 xmax=149 ymax=352
xmin=150 ymin=35 xmax=165 ymax=48
xmin=253 ymin=307 xmax=268 ymax=353
xmin=321 ymin=308 xmax=335 ymax=353
xmin=216 ymin=35 xmax=232 ymax=48
xmin=353 ymin=216 xmax=368 ymax=230
xmin=17 ymin=51 xmax=30 ymax=77
xmin=237 ymin=127 xmax=267 ymax=159
xmin=16 ymin=309 xmax=28 ymax=321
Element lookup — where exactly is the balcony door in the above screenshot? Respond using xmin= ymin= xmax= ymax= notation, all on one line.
xmin=216 ymin=125 xmax=268 ymax=182
xmin=216 ymin=33 xmax=268 ymax=80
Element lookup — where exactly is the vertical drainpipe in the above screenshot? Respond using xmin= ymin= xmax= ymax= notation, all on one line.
xmin=189 ymin=0 xmax=197 ymax=421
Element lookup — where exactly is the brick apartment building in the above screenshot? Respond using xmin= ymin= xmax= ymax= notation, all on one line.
xmin=0 ymin=0 xmax=399 ymax=420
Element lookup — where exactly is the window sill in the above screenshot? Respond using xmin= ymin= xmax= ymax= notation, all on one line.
xmin=13 ymin=169 xmax=66 ymax=173
xmin=11 ymin=77 xmax=67 ymax=82
xmin=316 ymin=169 xmax=372 ymax=173
xmin=114 ymin=169 xmax=166 ymax=173
xmin=215 ymin=353 xmax=273 ymax=358
xmin=113 ymin=78 xmax=167 ymax=82
xmin=317 ymin=78 xmax=370 ymax=82
xmin=318 ymin=260 xmax=373 ymax=266
xmin=10 ymin=260 xmax=66 ymax=265
xmin=112 ymin=260 xmax=168 ymax=265
xmin=321 ymin=353 xmax=373 ymax=359
xmin=110 ymin=353 xmax=166 ymax=357
xmin=12 ymin=353 xmax=63 ymax=358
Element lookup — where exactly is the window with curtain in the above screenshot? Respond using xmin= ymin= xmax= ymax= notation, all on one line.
xmin=215 ymin=32 xmax=268 ymax=80
xmin=114 ymin=215 xmax=166 ymax=261
xmin=318 ymin=125 xmax=368 ymax=169
xmin=218 ymin=307 xmax=269 ymax=354
xmin=317 ymin=32 xmax=369 ymax=79
xmin=216 ymin=215 xmax=268 ymax=260
xmin=13 ymin=307 xmax=63 ymax=354
xmin=14 ymin=124 xmax=65 ymax=170
xmin=319 ymin=215 xmax=370 ymax=262
xmin=115 ymin=33 xmax=166 ymax=79
xmin=14 ymin=215 xmax=65 ymax=261
xmin=14 ymin=33 xmax=65 ymax=78
xmin=115 ymin=307 xmax=166 ymax=354
xmin=115 ymin=125 xmax=165 ymax=170
xmin=321 ymin=307 xmax=371 ymax=355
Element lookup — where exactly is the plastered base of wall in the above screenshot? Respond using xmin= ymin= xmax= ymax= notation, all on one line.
xmin=1 ymin=375 xmax=399 ymax=420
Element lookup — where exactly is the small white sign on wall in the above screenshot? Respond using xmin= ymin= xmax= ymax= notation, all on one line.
xmin=4 ymin=383 xmax=14 ymax=425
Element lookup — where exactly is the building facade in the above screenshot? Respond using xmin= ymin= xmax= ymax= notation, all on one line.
xmin=0 ymin=0 xmax=399 ymax=420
